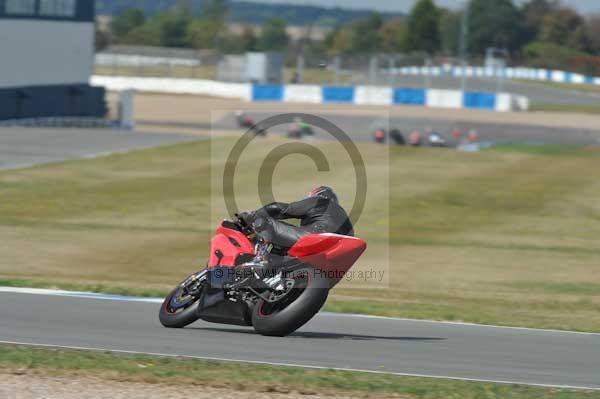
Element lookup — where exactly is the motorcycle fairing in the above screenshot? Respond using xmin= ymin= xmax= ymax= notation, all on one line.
xmin=207 ymin=223 xmax=367 ymax=284
xmin=207 ymin=222 xmax=255 ymax=268
xmin=287 ymin=233 xmax=367 ymax=283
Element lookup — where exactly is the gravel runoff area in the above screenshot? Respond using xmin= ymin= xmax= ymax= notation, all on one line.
xmin=0 ymin=373 xmax=353 ymax=399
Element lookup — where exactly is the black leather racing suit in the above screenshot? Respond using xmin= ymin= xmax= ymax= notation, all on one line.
xmin=250 ymin=196 xmax=354 ymax=249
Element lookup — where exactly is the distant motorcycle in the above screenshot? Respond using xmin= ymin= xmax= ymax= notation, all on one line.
xmin=408 ymin=130 xmax=422 ymax=146
xmin=288 ymin=123 xmax=314 ymax=139
xmin=389 ymin=129 xmax=405 ymax=145
xmin=373 ymin=128 xmax=386 ymax=144
xmin=159 ymin=214 xmax=366 ymax=336
xmin=428 ymin=131 xmax=447 ymax=147
xmin=235 ymin=111 xmax=254 ymax=128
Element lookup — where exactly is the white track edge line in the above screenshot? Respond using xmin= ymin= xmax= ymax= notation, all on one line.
xmin=0 ymin=340 xmax=598 ymax=392
xmin=2 ymin=286 xmax=599 ymax=336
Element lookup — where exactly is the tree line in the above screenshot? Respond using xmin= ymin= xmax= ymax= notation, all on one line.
xmin=96 ymin=0 xmax=395 ymax=26
xmin=101 ymin=0 xmax=600 ymax=74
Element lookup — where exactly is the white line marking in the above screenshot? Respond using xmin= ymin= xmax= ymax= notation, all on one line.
xmin=320 ymin=312 xmax=600 ymax=336
xmin=1 ymin=286 xmax=599 ymax=336
xmin=0 ymin=286 xmax=163 ymax=304
xmin=0 ymin=340 xmax=597 ymax=391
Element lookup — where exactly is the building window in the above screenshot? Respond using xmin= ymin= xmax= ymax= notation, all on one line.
xmin=39 ymin=0 xmax=77 ymax=17
xmin=5 ymin=0 xmax=36 ymax=15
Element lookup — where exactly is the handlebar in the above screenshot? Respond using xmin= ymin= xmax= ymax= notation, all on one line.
xmin=234 ymin=213 xmax=254 ymax=235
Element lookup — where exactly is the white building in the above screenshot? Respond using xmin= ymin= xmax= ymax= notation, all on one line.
xmin=0 ymin=0 xmax=105 ymax=120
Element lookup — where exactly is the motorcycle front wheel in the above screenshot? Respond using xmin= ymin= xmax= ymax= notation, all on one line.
xmin=159 ymin=270 xmax=206 ymax=328
xmin=251 ymin=266 xmax=329 ymax=337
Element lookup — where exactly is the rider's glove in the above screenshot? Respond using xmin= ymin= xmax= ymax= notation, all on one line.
xmin=238 ymin=211 xmax=255 ymax=226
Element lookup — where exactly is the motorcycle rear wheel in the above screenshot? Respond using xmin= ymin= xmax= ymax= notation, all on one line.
xmin=251 ymin=266 xmax=329 ymax=337
xmin=159 ymin=271 xmax=205 ymax=328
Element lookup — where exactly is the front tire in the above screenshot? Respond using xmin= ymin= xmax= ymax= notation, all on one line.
xmin=159 ymin=271 xmax=205 ymax=328
xmin=252 ymin=267 xmax=329 ymax=336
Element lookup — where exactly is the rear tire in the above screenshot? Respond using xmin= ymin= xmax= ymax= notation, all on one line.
xmin=252 ymin=267 xmax=329 ymax=337
xmin=159 ymin=272 xmax=205 ymax=328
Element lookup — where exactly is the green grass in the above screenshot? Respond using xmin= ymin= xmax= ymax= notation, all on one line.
xmin=519 ymin=80 xmax=600 ymax=95
xmin=1 ymin=345 xmax=597 ymax=398
xmin=529 ymin=103 xmax=600 ymax=115
xmin=2 ymin=137 xmax=600 ymax=331
xmin=486 ymin=144 xmax=590 ymax=156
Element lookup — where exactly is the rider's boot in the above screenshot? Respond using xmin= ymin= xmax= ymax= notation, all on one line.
xmin=240 ymin=240 xmax=272 ymax=278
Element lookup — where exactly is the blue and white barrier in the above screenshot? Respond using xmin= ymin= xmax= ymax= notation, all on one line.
xmin=251 ymin=85 xmax=527 ymax=112
xmin=394 ymin=65 xmax=600 ymax=86
xmin=91 ymin=76 xmax=529 ymax=112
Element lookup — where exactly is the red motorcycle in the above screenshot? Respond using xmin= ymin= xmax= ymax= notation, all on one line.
xmin=159 ymin=215 xmax=366 ymax=336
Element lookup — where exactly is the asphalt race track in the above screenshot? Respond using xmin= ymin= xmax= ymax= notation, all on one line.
xmin=0 ymin=289 xmax=598 ymax=390
xmin=0 ymin=127 xmax=197 ymax=170
xmin=217 ymin=111 xmax=600 ymax=146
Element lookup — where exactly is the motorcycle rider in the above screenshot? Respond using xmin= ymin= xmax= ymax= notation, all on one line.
xmin=239 ymin=186 xmax=354 ymax=273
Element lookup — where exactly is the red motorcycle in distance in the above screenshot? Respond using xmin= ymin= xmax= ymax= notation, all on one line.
xmin=159 ymin=215 xmax=367 ymax=336
xmin=373 ymin=128 xmax=386 ymax=144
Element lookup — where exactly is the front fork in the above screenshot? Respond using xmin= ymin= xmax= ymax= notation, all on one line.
xmin=180 ymin=269 xmax=208 ymax=297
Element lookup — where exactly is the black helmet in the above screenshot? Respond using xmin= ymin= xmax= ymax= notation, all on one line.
xmin=306 ymin=186 xmax=338 ymax=203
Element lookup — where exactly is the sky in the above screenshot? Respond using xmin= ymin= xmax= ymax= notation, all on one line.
xmin=236 ymin=0 xmax=600 ymax=14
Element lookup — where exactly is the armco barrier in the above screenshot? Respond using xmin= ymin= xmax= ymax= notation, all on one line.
xmin=426 ymin=89 xmax=463 ymax=109
xmin=355 ymin=86 xmax=392 ymax=105
xmin=91 ymin=76 xmax=529 ymax=112
xmin=90 ymin=76 xmax=251 ymax=99
xmin=464 ymin=92 xmax=496 ymax=110
xmin=395 ymin=65 xmax=600 ymax=86
xmin=393 ymin=88 xmax=426 ymax=105
xmin=321 ymin=86 xmax=355 ymax=103
xmin=284 ymin=85 xmax=321 ymax=103
xmin=252 ymin=84 xmax=284 ymax=101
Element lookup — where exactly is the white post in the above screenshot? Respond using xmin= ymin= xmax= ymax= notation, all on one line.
xmin=118 ymin=89 xmax=135 ymax=130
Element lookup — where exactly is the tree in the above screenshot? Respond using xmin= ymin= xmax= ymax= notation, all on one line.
xmin=539 ymin=7 xmax=587 ymax=49
xmin=566 ymin=25 xmax=590 ymax=53
xmin=405 ymin=0 xmax=440 ymax=54
xmin=219 ymin=26 xmax=258 ymax=54
xmin=353 ymin=13 xmax=384 ymax=54
xmin=110 ymin=8 xmax=145 ymax=39
xmin=522 ymin=40 xmax=600 ymax=75
xmin=95 ymin=23 xmax=111 ymax=51
xmin=123 ymin=22 xmax=162 ymax=46
xmin=186 ymin=18 xmax=221 ymax=49
xmin=327 ymin=27 xmax=354 ymax=55
xmin=439 ymin=9 xmax=461 ymax=56
xmin=204 ymin=0 xmax=228 ymax=23
xmin=467 ymin=0 xmax=521 ymax=56
xmin=520 ymin=0 xmax=559 ymax=42
xmin=240 ymin=26 xmax=259 ymax=52
xmin=326 ymin=13 xmax=382 ymax=55
xmin=587 ymin=15 xmax=600 ymax=55
xmin=259 ymin=18 xmax=289 ymax=51
xmin=156 ymin=10 xmax=192 ymax=47
xmin=124 ymin=9 xmax=191 ymax=47
xmin=379 ymin=19 xmax=408 ymax=53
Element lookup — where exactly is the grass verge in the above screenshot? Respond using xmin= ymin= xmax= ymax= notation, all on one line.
xmin=2 ymin=138 xmax=600 ymax=331
xmin=529 ymin=103 xmax=600 ymax=115
xmin=1 ymin=344 xmax=598 ymax=398
xmin=519 ymin=80 xmax=600 ymax=95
